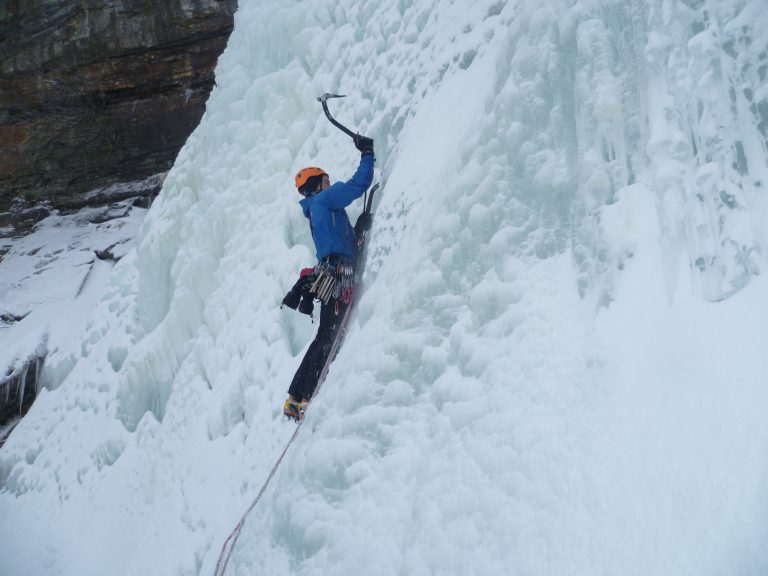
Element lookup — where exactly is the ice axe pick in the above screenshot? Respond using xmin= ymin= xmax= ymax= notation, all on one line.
xmin=317 ymin=93 xmax=357 ymax=139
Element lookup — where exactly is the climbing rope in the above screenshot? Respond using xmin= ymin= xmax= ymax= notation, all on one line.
xmin=213 ymin=423 xmax=302 ymax=576
xmin=212 ymin=300 xmax=356 ymax=576
xmin=213 ymin=184 xmax=377 ymax=574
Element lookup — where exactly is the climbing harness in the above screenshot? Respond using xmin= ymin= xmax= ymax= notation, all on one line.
xmin=311 ymin=256 xmax=355 ymax=305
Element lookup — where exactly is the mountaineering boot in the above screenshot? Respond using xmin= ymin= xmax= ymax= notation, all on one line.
xmin=283 ymin=396 xmax=308 ymax=421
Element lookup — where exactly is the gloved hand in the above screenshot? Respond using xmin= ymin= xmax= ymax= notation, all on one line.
xmin=354 ymin=212 xmax=372 ymax=236
xmin=281 ymin=274 xmax=315 ymax=310
xmin=353 ymin=134 xmax=374 ymax=157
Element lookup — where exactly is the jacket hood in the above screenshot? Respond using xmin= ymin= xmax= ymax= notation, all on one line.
xmin=299 ymin=196 xmax=312 ymax=218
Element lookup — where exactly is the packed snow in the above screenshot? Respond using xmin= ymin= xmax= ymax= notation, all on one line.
xmin=0 ymin=200 xmax=148 ymax=411
xmin=2 ymin=1 xmax=768 ymax=575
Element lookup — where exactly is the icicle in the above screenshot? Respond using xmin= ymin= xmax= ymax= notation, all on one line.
xmin=18 ymin=363 xmax=29 ymax=414
xmin=34 ymin=356 xmax=41 ymax=394
xmin=15 ymin=375 xmax=21 ymax=412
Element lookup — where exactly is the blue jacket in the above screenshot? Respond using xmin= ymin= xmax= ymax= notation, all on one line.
xmin=300 ymin=154 xmax=374 ymax=263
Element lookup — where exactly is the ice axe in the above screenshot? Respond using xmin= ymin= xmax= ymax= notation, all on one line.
xmin=317 ymin=93 xmax=376 ymax=216
xmin=317 ymin=93 xmax=357 ymax=139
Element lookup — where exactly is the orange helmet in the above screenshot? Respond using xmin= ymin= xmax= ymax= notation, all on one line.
xmin=295 ymin=167 xmax=328 ymax=191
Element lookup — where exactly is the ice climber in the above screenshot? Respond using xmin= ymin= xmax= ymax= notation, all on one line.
xmin=281 ymin=134 xmax=375 ymax=420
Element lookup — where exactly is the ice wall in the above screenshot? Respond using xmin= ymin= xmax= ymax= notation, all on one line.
xmin=1 ymin=1 xmax=767 ymax=575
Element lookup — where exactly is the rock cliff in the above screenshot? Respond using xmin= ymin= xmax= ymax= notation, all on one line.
xmin=0 ymin=0 xmax=237 ymax=233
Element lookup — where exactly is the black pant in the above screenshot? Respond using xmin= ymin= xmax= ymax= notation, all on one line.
xmin=288 ymin=297 xmax=350 ymax=401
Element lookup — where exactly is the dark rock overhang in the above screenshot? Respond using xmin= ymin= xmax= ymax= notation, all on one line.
xmin=0 ymin=0 xmax=238 ymax=229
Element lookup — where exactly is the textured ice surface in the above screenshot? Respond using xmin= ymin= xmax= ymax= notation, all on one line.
xmin=1 ymin=1 xmax=767 ymax=575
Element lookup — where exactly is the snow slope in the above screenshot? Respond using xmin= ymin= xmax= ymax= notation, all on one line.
xmin=0 ymin=200 xmax=148 ymax=418
xmin=2 ymin=1 xmax=768 ymax=575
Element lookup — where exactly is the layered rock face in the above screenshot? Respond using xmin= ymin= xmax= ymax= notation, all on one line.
xmin=0 ymin=0 xmax=237 ymax=232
